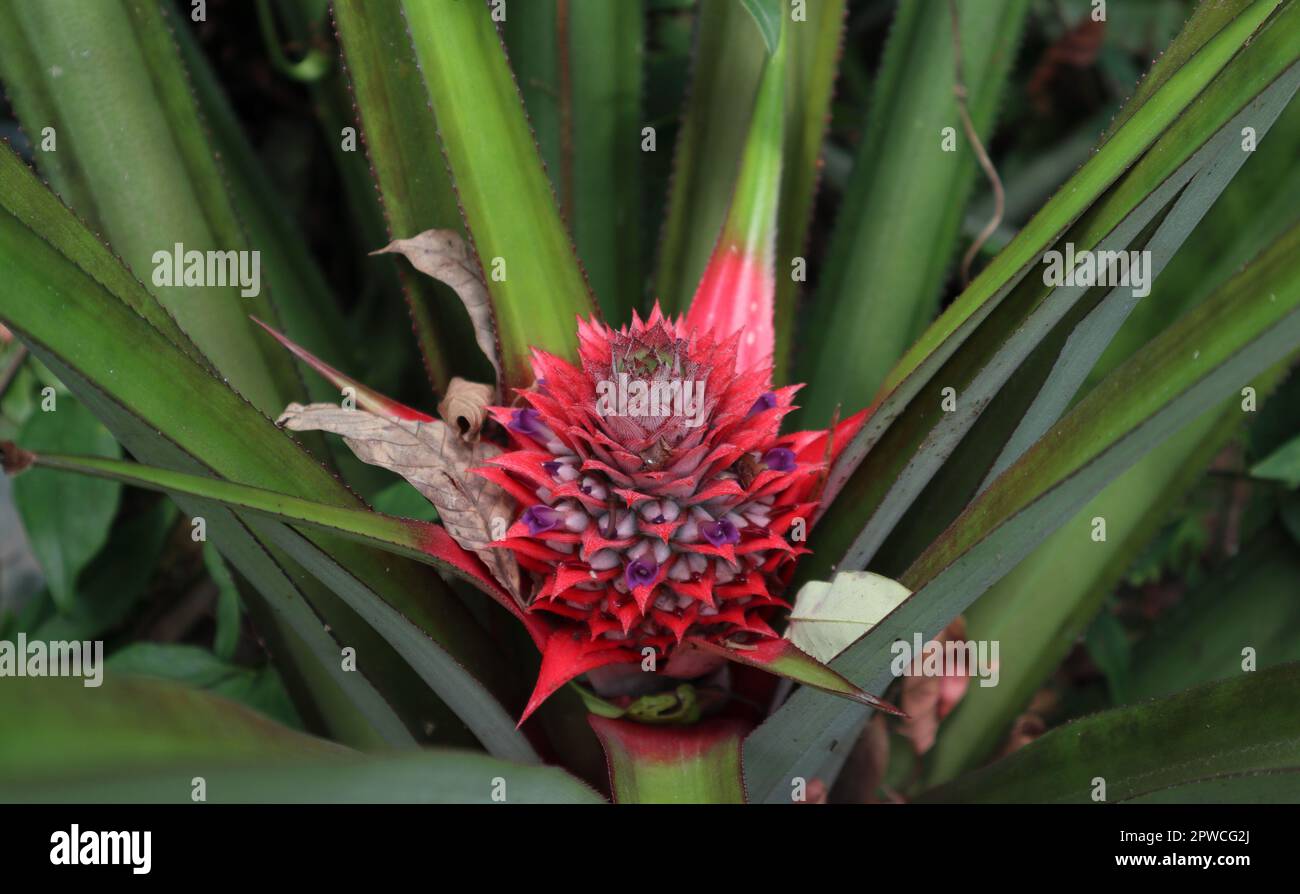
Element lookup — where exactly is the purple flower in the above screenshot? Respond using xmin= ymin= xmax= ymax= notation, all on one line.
xmin=521 ymin=505 xmax=561 ymax=536
xmin=700 ymin=518 xmax=740 ymax=547
xmin=543 ymin=460 xmax=563 ymax=477
xmin=746 ymin=391 xmax=777 ymax=419
xmin=509 ymin=407 xmax=544 ymax=436
xmin=625 ymin=557 xmax=659 ymax=590
xmin=763 ymin=447 xmax=796 ymax=472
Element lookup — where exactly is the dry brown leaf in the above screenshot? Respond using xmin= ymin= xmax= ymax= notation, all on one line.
xmin=371 ymin=230 xmax=502 ymax=389
xmin=438 ymin=377 xmax=495 ymax=442
xmin=276 ymin=402 xmax=521 ymax=599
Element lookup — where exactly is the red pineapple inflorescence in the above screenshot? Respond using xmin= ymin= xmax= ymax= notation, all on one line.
xmin=479 ymin=305 xmax=864 ymax=711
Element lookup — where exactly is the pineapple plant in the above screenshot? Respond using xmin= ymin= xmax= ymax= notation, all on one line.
xmin=0 ymin=0 xmax=1298 ymax=805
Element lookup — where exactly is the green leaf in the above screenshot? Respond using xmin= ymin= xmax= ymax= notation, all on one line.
xmin=34 ymin=497 xmax=176 ymax=643
xmin=205 ymin=542 xmax=243 ymax=662
xmin=1125 ymin=769 xmax=1300 ymax=804
xmin=505 ymin=1 xmax=646 ymax=320
xmin=687 ymin=636 xmax=902 ymax=716
xmin=2 ymin=449 xmax=542 ymax=762
xmin=173 ymin=20 xmax=355 ymax=408
xmin=1101 ymin=0 xmax=1259 ymax=140
xmin=399 ymin=0 xmax=598 ymax=388
xmin=0 ymin=188 xmax=410 ymax=748
xmin=805 ymin=1 xmax=1299 ymax=584
xmin=653 ymin=0 xmax=767 ymax=312
xmin=10 ymin=450 xmax=516 ymax=607
xmin=921 ymin=662 xmax=1300 ymax=803
xmin=12 ymin=399 xmax=121 ymax=611
xmin=566 ymin=0 xmax=646 ymax=320
xmin=331 ymin=0 xmax=489 ymax=391
xmin=0 ymin=0 xmax=306 ymax=417
xmin=744 ymin=219 xmax=1300 ymax=801
xmin=683 ymin=22 xmax=786 ymax=369
xmin=1124 ymin=526 xmax=1300 ymax=703
xmin=252 ymin=524 xmax=539 ymax=763
xmin=1083 ymin=607 xmax=1133 ymax=704
xmin=0 ymin=147 xmax=523 ymax=751
xmin=0 ymin=674 xmax=343 ymax=784
xmin=920 ymin=90 xmax=1300 ymax=784
xmin=795 ymin=0 xmax=1029 ymax=425
xmin=880 ymin=0 xmax=1284 ymax=402
xmin=1251 ymin=432 xmax=1300 ymax=487
xmin=107 ymin=642 xmax=301 ymax=729
xmin=1099 ymin=88 xmax=1300 ymax=375
xmin=773 ymin=0 xmax=845 ymax=381
xmin=590 ymin=715 xmax=747 ymax=804
xmin=739 ymin=0 xmax=781 ymax=55
xmin=0 ymin=675 xmax=603 ymax=804
xmin=922 ymin=400 xmax=1241 ymax=784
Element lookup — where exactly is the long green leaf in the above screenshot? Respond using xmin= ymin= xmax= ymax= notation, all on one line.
xmin=567 ymin=0 xmax=645 ymax=320
xmin=739 ymin=0 xmax=781 ymax=54
xmin=5 ymin=450 xmax=518 ymax=616
xmin=173 ymin=20 xmax=354 ymax=406
xmin=744 ymin=219 xmax=1300 ymax=801
xmin=879 ymin=0 xmax=1282 ymax=400
xmin=505 ymin=1 xmax=645 ymax=321
xmin=399 ymin=0 xmax=597 ymax=388
xmin=0 ymin=675 xmax=600 ymax=804
xmin=921 ymin=662 xmax=1300 ymax=803
xmin=0 ymin=0 xmax=304 ymax=416
xmin=922 ymin=94 xmax=1300 ymax=780
xmin=807 ymin=1 xmax=1297 ymax=584
xmin=870 ymin=61 xmax=1300 ymax=578
xmin=332 ymin=0 xmax=490 ymax=391
xmin=0 ymin=149 xmax=529 ymax=753
xmin=4 ymin=446 xmax=541 ymax=762
xmin=772 ymin=0 xmax=845 ymax=382
xmin=652 ymin=0 xmax=767 ymax=312
xmin=24 ymin=355 xmax=423 ymax=749
xmin=794 ymin=0 xmax=1029 ymax=424
xmin=921 ymin=400 xmax=1240 ymax=785
xmin=0 ymin=154 xmax=414 ymax=746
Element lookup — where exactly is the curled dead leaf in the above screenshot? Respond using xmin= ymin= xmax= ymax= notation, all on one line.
xmin=276 ymin=402 xmax=521 ymax=600
xmin=438 ymin=377 xmax=495 ymax=442
xmin=372 ymin=230 xmax=503 ymax=390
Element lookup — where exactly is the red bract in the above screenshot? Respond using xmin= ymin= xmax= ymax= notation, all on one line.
xmin=479 ymin=305 xmax=866 ymax=720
